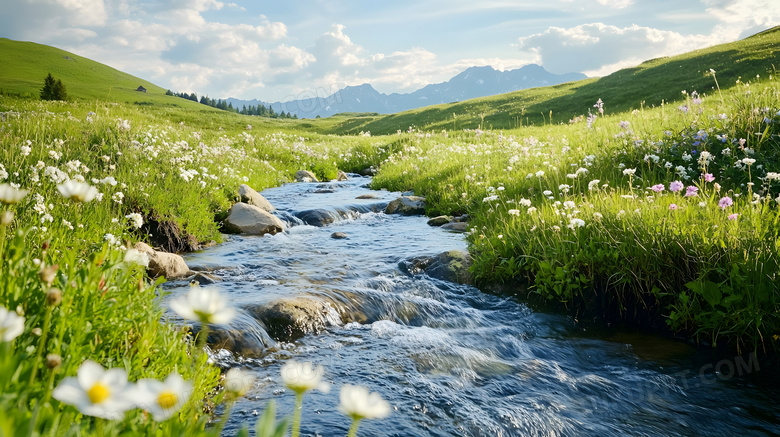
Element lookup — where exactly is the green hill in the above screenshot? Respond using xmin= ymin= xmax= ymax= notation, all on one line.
xmin=0 ymin=38 xmax=210 ymax=110
xmin=319 ymin=26 xmax=780 ymax=135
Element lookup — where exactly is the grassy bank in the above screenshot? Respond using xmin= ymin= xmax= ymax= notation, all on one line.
xmin=0 ymin=95 xmax=384 ymax=435
xmin=369 ymin=72 xmax=780 ymax=353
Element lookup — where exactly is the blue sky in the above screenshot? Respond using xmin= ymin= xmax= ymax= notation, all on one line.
xmin=1 ymin=0 xmax=778 ymax=101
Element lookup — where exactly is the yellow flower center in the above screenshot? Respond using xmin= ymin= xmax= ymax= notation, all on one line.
xmin=157 ymin=391 xmax=178 ymax=410
xmin=87 ymin=383 xmax=111 ymax=404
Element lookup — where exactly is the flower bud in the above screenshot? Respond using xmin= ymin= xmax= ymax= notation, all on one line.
xmin=42 ymin=240 xmax=50 ymax=252
xmin=32 ymin=327 xmax=42 ymax=336
xmin=0 ymin=210 xmax=12 ymax=226
xmin=39 ymin=265 xmax=58 ymax=286
xmin=46 ymin=287 xmax=62 ymax=306
xmin=46 ymin=354 xmax=62 ymax=370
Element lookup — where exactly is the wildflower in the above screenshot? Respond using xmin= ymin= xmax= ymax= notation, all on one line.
xmin=0 ymin=184 xmax=29 ymax=204
xmin=518 ymin=198 xmax=532 ymax=207
xmin=224 ymin=367 xmax=256 ymax=397
xmin=57 ymin=181 xmax=98 ymax=203
xmin=339 ymin=384 xmax=391 ymax=421
xmin=588 ymin=179 xmax=600 ymax=191
xmin=170 ymin=287 xmax=235 ymax=325
xmin=685 ymin=186 xmax=699 ymax=197
xmin=0 ymin=306 xmax=25 ymax=342
xmin=568 ymin=218 xmax=585 ymax=229
xmin=0 ymin=211 xmax=12 ymax=226
xmin=104 ymin=234 xmax=117 ymax=246
xmin=51 ymin=360 xmax=136 ymax=420
xmin=535 ymin=170 xmax=545 ymax=178
xmin=281 ymin=361 xmax=329 ymax=395
xmin=46 ymin=354 xmax=62 ymax=370
xmin=527 ymin=207 xmax=537 ymax=214
xmin=669 ymin=181 xmax=684 ymax=192
xmin=542 ymin=190 xmax=553 ymax=196
xmin=46 ymin=288 xmax=62 ymax=306
xmin=112 ymin=192 xmax=124 ymax=204
xmin=563 ymin=201 xmax=576 ymax=209
xmin=742 ymin=158 xmax=756 ymax=166
xmin=593 ymin=98 xmax=604 ymax=115
xmin=718 ymin=196 xmax=733 ymax=209
xmin=623 ymin=168 xmax=636 ymax=176
xmin=508 ymin=209 xmax=521 ymax=216
xmin=766 ymin=172 xmax=780 ymax=181
xmin=125 ymin=213 xmax=143 ymax=229
xmin=704 ymin=173 xmax=715 ymax=182
xmin=651 ymin=184 xmax=665 ymax=193
xmin=619 ymin=120 xmax=630 ymax=130
xmin=593 ymin=212 xmax=603 ymax=220
xmin=728 ymin=213 xmax=739 ymax=221
xmin=669 ymin=204 xmax=678 ymax=211
xmin=136 ymin=373 xmax=192 ymax=421
xmin=698 ymin=201 xmax=707 ymax=208
xmin=123 ymin=248 xmax=150 ymax=267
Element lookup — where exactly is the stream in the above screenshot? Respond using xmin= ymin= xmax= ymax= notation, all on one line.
xmin=163 ymin=175 xmax=780 ymax=437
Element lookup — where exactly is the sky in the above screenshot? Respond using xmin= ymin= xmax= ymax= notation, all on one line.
xmin=1 ymin=0 xmax=778 ymax=102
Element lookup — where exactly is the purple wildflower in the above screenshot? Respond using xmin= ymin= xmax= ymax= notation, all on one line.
xmin=669 ymin=204 xmax=678 ymax=210
xmin=704 ymin=173 xmax=715 ymax=182
xmin=685 ymin=186 xmax=699 ymax=197
xmin=651 ymin=184 xmax=665 ymax=193
xmin=718 ymin=196 xmax=733 ymax=209
xmin=728 ymin=213 xmax=739 ymax=221
xmin=670 ymin=181 xmax=684 ymax=192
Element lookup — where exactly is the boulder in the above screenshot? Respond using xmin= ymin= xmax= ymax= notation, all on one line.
xmin=441 ymin=222 xmax=468 ymax=232
xmin=190 ymin=272 xmax=221 ymax=285
xmin=331 ymin=232 xmax=348 ymax=239
xmin=134 ymin=242 xmax=190 ymax=279
xmin=336 ymin=171 xmax=349 ymax=181
xmin=427 ymin=216 xmax=452 ymax=226
xmin=359 ymin=167 xmax=377 ymax=176
xmin=238 ymin=184 xmax=275 ymax=212
xmin=355 ymin=194 xmax=378 ymax=200
xmin=399 ymin=250 xmax=473 ymax=285
xmin=384 ymin=196 xmax=426 ymax=215
xmin=223 ymin=203 xmax=284 ymax=235
xmin=314 ymin=188 xmax=335 ymax=194
xmin=294 ymin=209 xmax=339 ymax=227
xmin=295 ymin=170 xmax=319 ymax=182
xmin=246 ymin=297 xmax=343 ymax=341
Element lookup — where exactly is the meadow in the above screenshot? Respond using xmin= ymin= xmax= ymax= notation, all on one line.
xmin=1 ymin=29 xmax=779 ymax=436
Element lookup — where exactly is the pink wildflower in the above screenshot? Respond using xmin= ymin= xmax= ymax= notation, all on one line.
xmin=685 ymin=186 xmax=699 ymax=197
xmin=651 ymin=184 xmax=665 ymax=193
xmin=728 ymin=213 xmax=738 ymax=221
xmin=669 ymin=181 xmax=684 ymax=192
xmin=669 ymin=204 xmax=678 ymax=210
xmin=718 ymin=196 xmax=733 ymax=209
xmin=704 ymin=173 xmax=715 ymax=183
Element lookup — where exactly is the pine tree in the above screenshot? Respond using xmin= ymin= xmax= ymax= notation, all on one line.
xmin=52 ymin=79 xmax=68 ymax=100
xmin=40 ymin=73 xmax=56 ymax=100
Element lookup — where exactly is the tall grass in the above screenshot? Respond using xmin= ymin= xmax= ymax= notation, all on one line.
xmin=371 ymin=73 xmax=780 ymax=352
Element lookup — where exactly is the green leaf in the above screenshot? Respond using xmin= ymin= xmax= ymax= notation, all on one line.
xmin=685 ymin=280 xmax=722 ymax=307
xmin=255 ymin=400 xmax=290 ymax=437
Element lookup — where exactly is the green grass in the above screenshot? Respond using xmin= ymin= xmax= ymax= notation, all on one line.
xmin=368 ymin=72 xmax=780 ymax=353
xmin=312 ymin=26 xmax=780 ymax=135
xmin=2 ymin=26 xmax=780 ymax=437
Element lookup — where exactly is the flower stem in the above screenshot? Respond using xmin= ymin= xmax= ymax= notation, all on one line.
xmin=346 ymin=418 xmax=361 ymax=437
xmin=291 ymin=392 xmax=304 ymax=437
xmin=29 ymin=305 xmax=53 ymax=385
xmin=195 ymin=323 xmax=210 ymax=352
xmin=95 ymin=418 xmax=104 ymax=437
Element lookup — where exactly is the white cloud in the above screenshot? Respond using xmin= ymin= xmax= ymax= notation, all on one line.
xmin=516 ymin=23 xmax=721 ymax=76
xmin=596 ymin=0 xmax=634 ymax=8
xmin=702 ymin=0 xmax=780 ymax=38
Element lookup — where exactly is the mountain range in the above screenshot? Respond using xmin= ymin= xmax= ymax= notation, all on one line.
xmin=226 ymin=64 xmax=586 ymax=119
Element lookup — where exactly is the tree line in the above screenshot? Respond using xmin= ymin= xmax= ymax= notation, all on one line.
xmin=166 ymin=90 xmax=297 ymax=119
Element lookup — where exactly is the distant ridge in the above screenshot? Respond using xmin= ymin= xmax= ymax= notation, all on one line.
xmin=226 ymin=65 xmax=586 ymax=119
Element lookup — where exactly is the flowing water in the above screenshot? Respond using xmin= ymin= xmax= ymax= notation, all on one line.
xmin=163 ymin=176 xmax=780 ymax=437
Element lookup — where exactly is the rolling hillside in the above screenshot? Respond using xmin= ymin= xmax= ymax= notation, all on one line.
xmin=0 ymin=38 xmax=210 ymax=111
xmin=318 ymin=26 xmax=780 ymax=135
